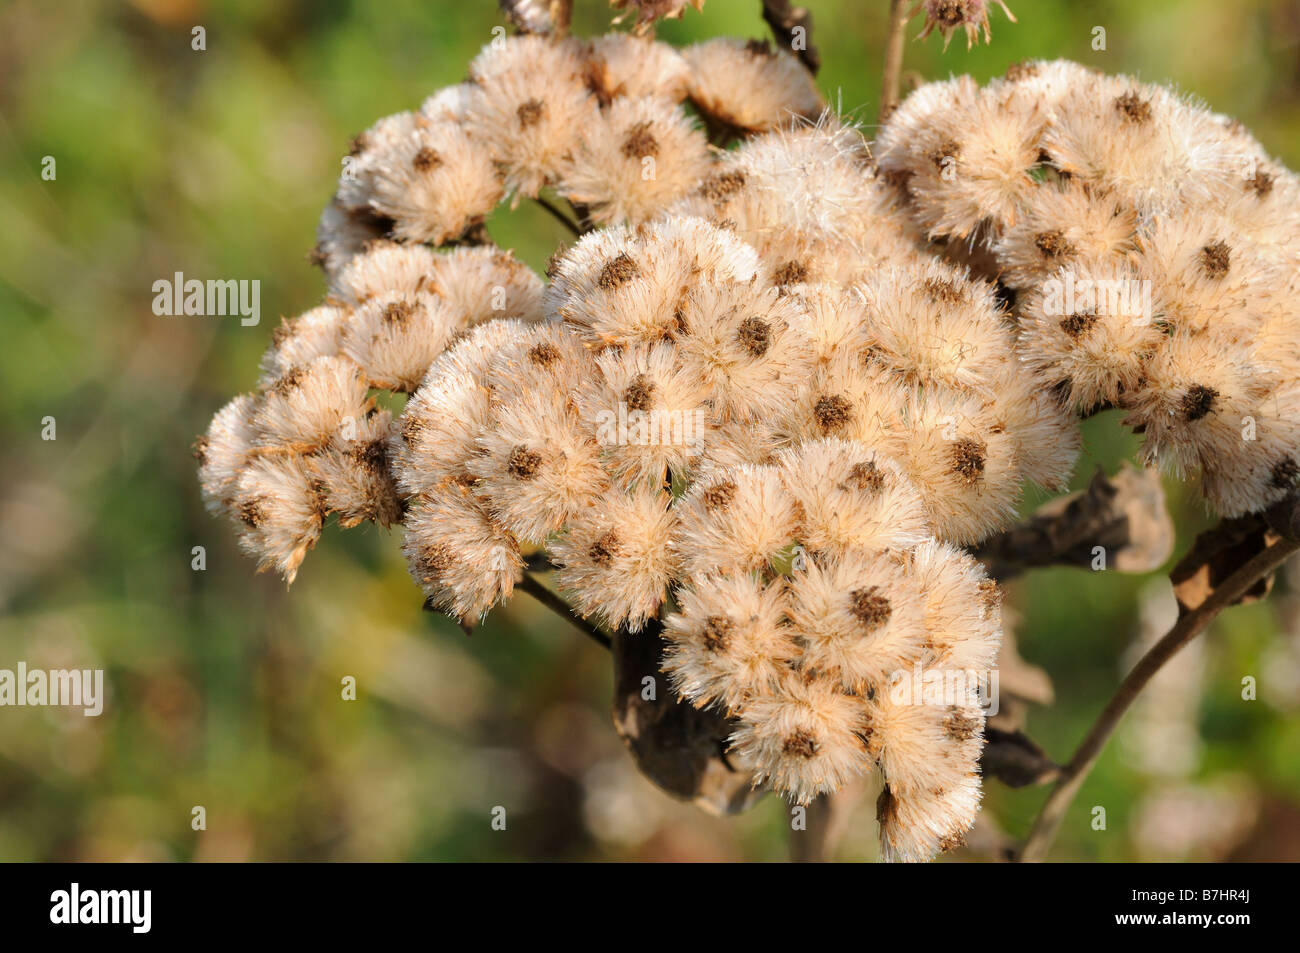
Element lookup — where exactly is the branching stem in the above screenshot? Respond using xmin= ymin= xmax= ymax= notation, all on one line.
xmin=533 ymin=195 xmax=582 ymax=238
xmin=760 ymin=0 xmax=820 ymax=74
xmin=518 ymin=572 xmax=612 ymax=649
xmin=1018 ymin=533 xmax=1300 ymax=861
xmin=880 ymin=0 xmax=911 ymax=122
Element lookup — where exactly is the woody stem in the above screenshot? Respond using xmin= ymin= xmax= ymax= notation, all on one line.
xmin=880 ymin=0 xmax=910 ymax=122
xmin=533 ymin=195 xmax=582 ymax=238
xmin=1018 ymin=533 xmax=1300 ymax=862
xmin=517 ymin=572 xmax=612 ymax=649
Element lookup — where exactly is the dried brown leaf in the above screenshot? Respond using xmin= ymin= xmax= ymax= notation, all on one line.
xmin=980 ymin=727 xmax=1061 ymax=788
xmin=610 ymin=625 xmax=764 ymax=816
xmin=976 ymin=464 xmax=1173 ymax=580
xmin=1170 ymin=516 xmax=1276 ymax=616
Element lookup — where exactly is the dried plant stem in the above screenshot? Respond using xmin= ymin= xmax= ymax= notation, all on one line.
xmin=517 ymin=572 xmax=612 ymax=648
xmin=1018 ymin=533 xmax=1300 ymax=862
xmin=550 ymin=0 xmax=573 ymax=35
xmin=760 ymin=0 xmax=820 ymax=74
xmin=974 ymin=466 xmax=1172 ymax=582
xmin=879 ymin=0 xmax=910 ymax=122
xmin=533 ymin=195 xmax=582 ymax=238
xmin=789 ymin=783 xmax=862 ymax=861
xmin=789 ymin=793 xmax=836 ymax=862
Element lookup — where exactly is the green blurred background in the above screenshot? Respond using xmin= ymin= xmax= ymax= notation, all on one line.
xmin=2 ymin=0 xmax=1300 ymax=861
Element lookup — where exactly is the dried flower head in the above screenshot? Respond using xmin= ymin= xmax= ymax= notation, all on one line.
xmin=683 ymin=38 xmax=823 ymax=134
xmin=913 ymin=0 xmax=1017 ymax=51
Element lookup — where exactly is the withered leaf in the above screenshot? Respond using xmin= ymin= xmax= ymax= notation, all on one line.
xmin=610 ymin=624 xmax=765 ymax=816
xmin=980 ymin=727 xmax=1061 ymax=788
xmin=1170 ymin=515 xmax=1276 ymax=616
xmin=975 ymin=464 xmax=1173 ymax=580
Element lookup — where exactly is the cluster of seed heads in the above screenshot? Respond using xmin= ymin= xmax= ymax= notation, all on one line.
xmin=877 ymin=59 xmax=1300 ymax=517
xmin=198 ymin=29 xmax=1294 ymax=860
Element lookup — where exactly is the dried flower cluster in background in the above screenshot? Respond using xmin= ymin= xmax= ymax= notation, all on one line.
xmin=198 ymin=24 xmax=1297 ymax=861
xmin=913 ymin=0 xmax=1017 ymax=51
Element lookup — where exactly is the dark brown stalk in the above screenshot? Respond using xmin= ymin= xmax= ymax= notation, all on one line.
xmin=517 ymin=572 xmax=611 ymax=648
xmin=879 ymin=0 xmax=911 ymax=122
xmin=1019 ymin=529 xmax=1300 ymax=861
xmin=760 ymin=0 xmax=821 ymax=74
xmin=533 ymin=195 xmax=582 ymax=238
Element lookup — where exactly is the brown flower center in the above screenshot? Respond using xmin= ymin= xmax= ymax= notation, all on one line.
xmin=621 ymin=120 xmax=660 ymax=159
xmin=415 ymin=543 xmax=454 ymax=582
xmin=1114 ymin=91 xmax=1153 ymax=124
xmin=1034 ymin=229 xmax=1074 ymax=259
xmin=412 ymin=147 xmax=443 ymax=172
xmin=922 ymin=278 xmax=964 ymax=304
xmin=928 ymin=138 xmax=960 ymax=169
xmin=1247 ymin=168 xmax=1275 ymax=197
xmin=844 ymin=460 xmax=886 ymax=493
xmin=588 ymin=531 xmax=621 ymax=566
xmin=772 ymin=260 xmax=809 ymax=287
xmin=977 ymin=578 xmax=1004 ymax=612
xmin=516 ymin=99 xmax=546 ymax=128
xmin=702 ymin=480 xmax=738 ymax=510
xmin=270 ymin=365 xmax=306 ymax=396
xmin=950 ymin=437 xmax=986 ymax=485
xmin=700 ymin=170 xmax=746 ymax=203
xmin=850 ymin=586 xmax=892 ymax=630
xmin=931 ymin=0 xmax=970 ymax=27
xmin=351 ymin=439 xmax=388 ymax=474
xmin=528 ymin=342 xmax=561 ymax=366
xmin=382 ymin=299 xmax=415 ymax=325
xmin=506 ymin=445 xmax=543 ymax=479
xmin=1271 ymin=457 xmax=1299 ymax=489
xmin=1059 ymin=311 xmax=1098 ymax=340
xmin=814 ymin=394 xmax=854 ymax=432
xmin=598 ymin=253 xmax=640 ymax=290
xmin=238 ymin=497 xmax=267 ymax=528
xmin=1180 ymin=384 xmax=1218 ymax=422
xmin=736 ymin=316 xmax=772 ymax=357
xmin=702 ymin=615 xmax=733 ymax=652
xmin=782 ymin=729 xmax=819 ymax=759
xmin=1199 ymin=240 xmax=1231 ymax=280
xmin=944 ymin=707 xmax=983 ymax=741
xmin=1004 ymin=60 xmax=1039 ymax=82
xmin=623 ymin=374 xmax=657 ymax=412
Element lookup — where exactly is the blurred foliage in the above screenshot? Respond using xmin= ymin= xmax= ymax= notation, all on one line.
xmin=1 ymin=0 xmax=1299 ymax=861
